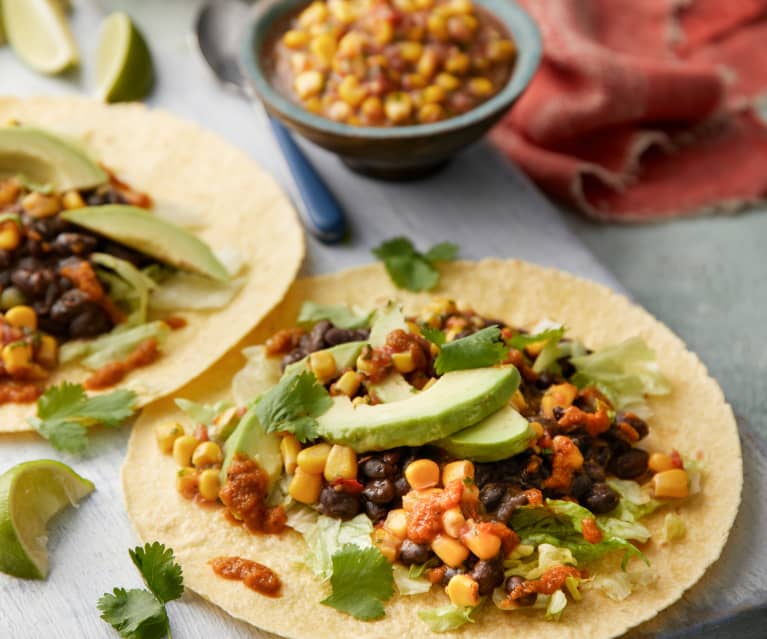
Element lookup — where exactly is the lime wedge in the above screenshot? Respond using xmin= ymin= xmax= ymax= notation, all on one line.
xmin=1 ymin=0 xmax=78 ymax=74
xmin=95 ymin=12 xmax=154 ymax=103
xmin=0 ymin=460 xmax=94 ymax=579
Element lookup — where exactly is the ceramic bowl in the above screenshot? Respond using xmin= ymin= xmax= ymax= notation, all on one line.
xmin=240 ymin=0 xmax=541 ymax=180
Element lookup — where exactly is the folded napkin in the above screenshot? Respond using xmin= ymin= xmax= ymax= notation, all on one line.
xmin=491 ymin=0 xmax=767 ymax=221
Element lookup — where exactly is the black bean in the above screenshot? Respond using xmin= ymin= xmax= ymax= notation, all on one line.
xmin=584 ymin=460 xmax=606 ymax=482
xmin=441 ymin=566 xmax=465 ymax=587
xmin=535 ymin=372 xmax=557 ymax=389
xmin=360 ymin=458 xmax=396 ymax=479
xmin=69 ymin=304 xmax=112 ymax=338
xmin=11 ymin=265 xmax=54 ymax=297
xmin=318 ymin=485 xmax=360 ymax=520
xmin=50 ymin=288 xmax=90 ymax=322
xmin=552 ymin=406 xmax=565 ymax=420
xmin=100 ymin=241 xmax=151 ymax=267
xmin=363 ymin=500 xmax=388 ymax=522
xmin=479 ymin=483 xmax=507 ymax=511
xmin=584 ymin=482 xmax=619 ymax=514
xmin=470 ymin=558 xmax=505 ymax=595
xmin=394 ymin=476 xmax=411 ymax=497
xmin=496 ymin=490 xmax=529 ymax=522
xmin=305 ymin=320 xmax=331 ymax=353
xmin=324 ymin=327 xmax=361 ymax=346
xmin=31 ymin=216 xmax=68 ymax=240
xmin=381 ymin=450 xmax=401 ymax=466
xmin=609 ymin=448 xmax=649 ymax=479
xmin=0 ymin=250 xmax=11 ymax=269
xmin=570 ymin=473 xmax=593 ymax=499
xmin=505 ymin=576 xmax=536 ymax=606
xmin=399 ymin=540 xmax=432 ymax=566
xmin=280 ymin=349 xmax=305 ymax=370
xmin=52 ymin=233 xmax=98 ymax=256
xmin=362 ymin=478 xmax=396 ymax=504
xmin=616 ymin=412 xmax=649 ymax=439
xmin=607 ymin=435 xmax=632 ymax=457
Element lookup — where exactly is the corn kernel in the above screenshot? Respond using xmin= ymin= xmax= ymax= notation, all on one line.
xmin=405 ymin=459 xmax=440 ymax=490
xmin=417 ymin=49 xmax=439 ymax=78
xmin=418 ymin=103 xmax=444 ymax=123
xmin=310 ymin=33 xmax=337 ymax=67
xmin=22 ymin=192 xmax=60 ymax=218
xmin=0 ymin=178 xmax=20 ymax=206
xmin=291 ymin=52 xmax=311 ymax=74
xmin=374 ymin=21 xmax=394 ymax=45
xmin=468 ymin=77 xmax=494 ymax=97
xmin=414 ymin=0 xmax=433 ymax=8
xmin=652 ymin=469 xmax=690 ymax=499
xmin=173 ymin=435 xmax=199 ymax=467
xmin=192 ymin=441 xmax=223 ymax=468
xmin=361 ymin=96 xmax=384 ymax=122
xmin=332 ymin=370 xmax=361 ymax=397
xmin=297 ymin=442 xmax=332 ymax=474
xmin=436 ymin=73 xmax=460 ymax=91
xmin=155 ymin=422 xmax=184 ymax=454
xmin=445 ymin=574 xmax=479 ymax=607
xmin=36 ymin=334 xmax=58 ymax=369
xmin=289 ymin=467 xmax=323 ymax=504
xmin=1 ymin=340 xmax=32 ymax=374
xmin=541 ymin=383 xmax=578 ymax=418
xmin=338 ymin=75 xmax=367 ymax=107
xmin=442 ymin=460 xmax=474 ymax=486
xmin=427 ymin=13 xmax=449 ymax=40
xmin=462 ymin=525 xmax=502 ymax=560
xmin=461 ymin=481 xmax=480 ymax=512
xmin=488 ymin=38 xmax=516 ymax=62
xmin=403 ymin=73 xmax=427 ymax=90
xmin=176 ymin=467 xmax=198 ymax=496
xmin=298 ymin=1 xmax=329 ymax=27
xmin=294 ymin=70 xmax=325 ymax=99
xmin=373 ymin=527 xmax=401 ymax=562
xmin=329 ymin=0 xmax=357 ymax=23
xmin=309 ymin=350 xmax=337 ymax=383
xmin=432 ymin=534 xmax=469 ymax=567
xmin=280 ymin=434 xmax=302 ymax=475
xmin=198 ymin=468 xmax=221 ymax=501
xmin=392 ymin=349 xmax=416 ymax=374
xmin=4 ymin=305 xmax=37 ymax=330
xmin=384 ymin=508 xmax=408 ymax=538
xmin=327 ymin=101 xmax=352 ymax=122
xmin=0 ymin=223 xmax=21 ymax=251
xmin=62 ymin=190 xmax=85 ymax=210
xmin=447 ymin=14 xmax=477 ymax=42
xmin=384 ymin=92 xmax=413 ymax=124
xmin=324 ymin=444 xmax=358 ymax=481
xmin=399 ymin=41 xmax=423 ymax=62
xmin=648 ymin=452 xmax=674 ymax=473
xmin=445 ymin=52 xmax=470 ymax=75
xmin=352 ymin=395 xmax=370 ymax=407
xmin=338 ymin=31 xmax=364 ymax=57
xmin=283 ymin=29 xmax=310 ymax=49
xmin=442 ymin=507 xmax=466 ymax=538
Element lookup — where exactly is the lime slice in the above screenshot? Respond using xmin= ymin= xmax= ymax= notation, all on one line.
xmin=95 ymin=12 xmax=154 ymax=103
xmin=1 ymin=0 xmax=78 ymax=74
xmin=0 ymin=460 xmax=94 ymax=579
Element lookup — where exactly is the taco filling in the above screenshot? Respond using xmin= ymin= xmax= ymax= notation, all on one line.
xmin=0 ymin=125 xmax=236 ymax=403
xmin=154 ymin=298 xmax=702 ymax=630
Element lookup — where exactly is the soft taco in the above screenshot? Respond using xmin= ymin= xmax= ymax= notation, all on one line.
xmin=0 ymin=96 xmax=304 ymax=432
xmin=123 ymin=260 xmax=741 ymax=639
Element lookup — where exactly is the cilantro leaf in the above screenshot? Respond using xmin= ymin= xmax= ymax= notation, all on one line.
xmin=321 ymin=545 xmax=394 ymax=620
xmin=434 ymin=326 xmax=508 ymax=375
xmin=372 ymin=237 xmax=458 ymax=292
xmin=256 ymin=371 xmax=332 ymax=442
xmin=129 ymin=542 xmax=184 ymax=604
xmin=507 ymin=327 xmax=565 ymax=351
xmin=420 ymin=325 xmax=446 ymax=346
xmin=97 ymin=588 xmax=168 ymax=639
xmin=29 ymin=383 xmax=138 ymax=453
xmin=298 ymin=301 xmax=372 ymax=329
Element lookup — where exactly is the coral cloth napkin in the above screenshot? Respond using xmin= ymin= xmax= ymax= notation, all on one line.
xmin=491 ymin=0 xmax=767 ymax=221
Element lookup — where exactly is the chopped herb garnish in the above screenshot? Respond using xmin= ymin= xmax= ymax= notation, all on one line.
xmin=256 ymin=370 xmax=332 ymax=442
xmin=28 ymin=382 xmax=138 ymax=453
xmin=434 ymin=326 xmax=507 ymax=375
xmin=420 ymin=325 xmax=446 ymax=346
xmin=321 ymin=544 xmax=394 ymax=620
xmin=98 ymin=542 xmax=184 ymax=639
xmin=372 ymin=237 xmax=458 ymax=292
xmin=298 ymin=301 xmax=372 ymax=329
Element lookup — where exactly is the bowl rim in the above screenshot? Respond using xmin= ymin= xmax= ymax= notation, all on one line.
xmin=240 ymin=0 xmax=541 ymax=140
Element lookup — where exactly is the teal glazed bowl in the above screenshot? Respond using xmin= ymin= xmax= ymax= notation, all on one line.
xmin=241 ymin=0 xmax=541 ymax=180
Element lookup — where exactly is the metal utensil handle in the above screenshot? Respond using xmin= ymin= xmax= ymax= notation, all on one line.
xmin=267 ymin=117 xmax=346 ymax=243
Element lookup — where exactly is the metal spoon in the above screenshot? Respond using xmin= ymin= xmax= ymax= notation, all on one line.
xmin=194 ymin=0 xmax=347 ymax=243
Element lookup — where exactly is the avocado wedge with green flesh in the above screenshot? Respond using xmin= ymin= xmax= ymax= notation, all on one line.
xmin=437 ymin=405 xmax=535 ymax=462
xmin=368 ymin=372 xmax=414 ymax=403
xmin=368 ymin=301 xmax=407 ymax=348
xmin=317 ymin=366 xmax=520 ymax=452
xmin=284 ymin=341 xmax=366 ymax=378
xmin=61 ymin=205 xmax=229 ymax=282
xmin=220 ymin=405 xmax=282 ymax=492
xmin=0 ymin=126 xmax=107 ymax=191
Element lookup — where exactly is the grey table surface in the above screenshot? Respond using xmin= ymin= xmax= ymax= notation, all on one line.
xmin=1 ymin=1 xmax=765 ymax=637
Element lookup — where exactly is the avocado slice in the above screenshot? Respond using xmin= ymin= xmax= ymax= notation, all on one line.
xmin=368 ymin=372 xmax=414 ymax=403
xmin=317 ymin=366 xmax=520 ymax=452
xmin=368 ymin=301 xmax=408 ymax=348
xmin=220 ymin=405 xmax=282 ymax=492
xmin=437 ymin=405 xmax=535 ymax=462
xmin=0 ymin=126 xmax=107 ymax=190
xmin=61 ymin=205 xmax=230 ymax=282
xmin=283 ymin=341 xmax=366 ymax=378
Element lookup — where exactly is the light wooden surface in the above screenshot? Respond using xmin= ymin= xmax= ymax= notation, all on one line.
xmin=1 ymin=1 xmax=764 ymax=638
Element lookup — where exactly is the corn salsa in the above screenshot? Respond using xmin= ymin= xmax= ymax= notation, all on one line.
xmin=268 ymin=0 xmax=517 ymax=126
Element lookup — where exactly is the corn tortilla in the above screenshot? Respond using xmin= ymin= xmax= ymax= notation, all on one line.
xmin=0 ymin=96 xmax=304 ymax=433
xmin=123 ymin=260 xmax=741 ymax=639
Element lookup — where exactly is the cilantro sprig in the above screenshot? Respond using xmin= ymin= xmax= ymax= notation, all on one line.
xmin=98 ymin=542 xmax=184 ymax=639
xmin=372 ymin=237 xmax=458 ymax=292
xmin=28 ymin=382 xmax=138 ymax=453
xmin=434 ymin=326 xmax=508 ymax=375
xmin=255 ymin=370 xmax=332 ymax=442
xmin=321 ymin=545 xmax=394 ymax=620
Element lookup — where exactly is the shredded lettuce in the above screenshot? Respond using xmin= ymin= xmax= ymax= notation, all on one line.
xmin=60 ymin=320 xmax=170 ymax=369
xmin=148 ymin=271 xmax=244 ymax=312
xmin=590 ymin=565 xmax=658 ymax=602
xmin=175 ymin=398 xmax=232 ymax=426
xmin=297 ymin=301 xmax=372 ymax=329
xmin=570 ymin=337 xmax=671 ymax=415
xmin=301 ymin=514 xmax=373 ymax=580
xmin=92 ymin=252 xmax=156 ymax=324
xmin=393 ymin=564 xmax=432 ymax=596
xmin=683 ymin=456 xmax=704 ymax=495
xmin=231 ymin=346 xmax=283 ymax=406
xmin=660 ymin=513 xmax=687 ymax=544
xmin=545 ymin=589 xmax=567 ymax=621
xmin=409 ymin=558 xmax=440 ymax=579
xmin=504 ymin=543 xmax=577 ymax=580
xmin=418 ymin=604 xmax=477 ymax=632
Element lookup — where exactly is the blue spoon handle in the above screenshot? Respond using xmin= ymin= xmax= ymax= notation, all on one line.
xmin=267 ymin=116 xmax=346 ymax=243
